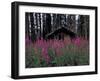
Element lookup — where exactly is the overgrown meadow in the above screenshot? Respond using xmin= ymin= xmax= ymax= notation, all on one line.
xmin=25 ymin=36 xmax=89 ymax=68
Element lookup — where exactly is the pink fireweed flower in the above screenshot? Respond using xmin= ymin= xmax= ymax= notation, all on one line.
xmin=41 ymin=48 xmax=50 ymax=63
xmin=63 ymin=36 xmax=71 ymax=46
xmin=73 ymin=37 xmax=81 ymax=46
xmin=59 ymin=40 xmax=65 ymax=48
xmin=52 ymin=39 xmax=62 ymax=49
xmin=34 ymin=38 xmax=45 ymax=48
xmin=25 ymin=36 xmax=32 ymax=46
xmin=36 ymin=38 xmax=49 ymax=49
xmin=72 ymin=37 xmax=89 ymax=48
xmin=79 ymin=38 xmax=89 ymax=48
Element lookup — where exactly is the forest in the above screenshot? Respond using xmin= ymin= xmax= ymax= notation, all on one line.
xmin=25 ymin=12 xmax=89 ymax=68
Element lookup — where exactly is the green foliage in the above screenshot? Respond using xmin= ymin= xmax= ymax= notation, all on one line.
xmin=25 ymin=38 xmax=89 ymax=68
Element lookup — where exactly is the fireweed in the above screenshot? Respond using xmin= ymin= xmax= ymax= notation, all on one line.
xmin=25 ymin=36 xmax=89 ymax=68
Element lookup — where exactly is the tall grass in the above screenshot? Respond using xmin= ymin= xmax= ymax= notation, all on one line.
xmin=25 ymin=37 xmax=89 ymax=68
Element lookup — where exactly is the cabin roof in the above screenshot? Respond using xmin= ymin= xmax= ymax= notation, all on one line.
xmin=46 ymin=27 xmax=76 ymax=38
